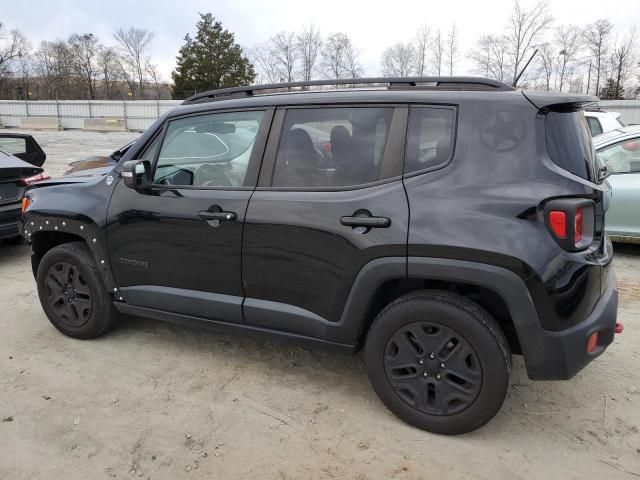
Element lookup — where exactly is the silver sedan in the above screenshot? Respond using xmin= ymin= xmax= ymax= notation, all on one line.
xmin=594 ymin=125 xmax=640 ymax=243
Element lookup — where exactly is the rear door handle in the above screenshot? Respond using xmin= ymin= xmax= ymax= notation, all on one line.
xmin=340 ymin=216 xmax=391 ymax=228
xmin=198 ymin=210 xmax=237 ymax=221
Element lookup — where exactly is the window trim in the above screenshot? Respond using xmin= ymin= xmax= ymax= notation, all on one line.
xmin=402 ymin=104 xmax=458 ymax=179
xmin=257 ymin=104 xmax=406 ymax=191
xmin=144 ymin=107 xmax=274 ymax=191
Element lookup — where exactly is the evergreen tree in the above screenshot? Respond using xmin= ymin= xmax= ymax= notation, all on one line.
xmin=599 ymin=78 xmax=624 ymax=100
xmin=171 ymin=13 xmax=255 ymax=99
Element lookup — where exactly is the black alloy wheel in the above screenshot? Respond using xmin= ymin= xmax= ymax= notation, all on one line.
xmin=384 ymin=322 xmax=481 ymax=416
xmin=45 ymin=261 xmax=93 ymax=327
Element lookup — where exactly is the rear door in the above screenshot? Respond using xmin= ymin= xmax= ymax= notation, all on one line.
xmin=242 ymin=105 xmax=409 ymax=342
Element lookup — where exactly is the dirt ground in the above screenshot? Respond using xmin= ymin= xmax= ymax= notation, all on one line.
xmin=1 ymin=130 xmax=639 ymax=480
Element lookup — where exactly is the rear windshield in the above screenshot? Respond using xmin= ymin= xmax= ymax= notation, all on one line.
xmin=546 ymin=111 xmax=597 ymax=181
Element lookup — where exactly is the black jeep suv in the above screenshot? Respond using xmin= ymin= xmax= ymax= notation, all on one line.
xmin=22 ymin=77 xmax=620 ymax=435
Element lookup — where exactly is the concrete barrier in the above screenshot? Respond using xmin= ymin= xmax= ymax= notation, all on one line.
xmin=83 ymin=118 xmax=127 ymax=132
xmin=20 ymin=117 xmax=61 ymax=130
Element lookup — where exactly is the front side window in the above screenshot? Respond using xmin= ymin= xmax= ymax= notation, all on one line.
xmin=598 ymin=137 xmax=640 ymax=173
xmin=272 ymin=107 xmax=394 ymax=188
xmin=405 ymin=107 xmax=455 ymax=174
xmin=153 ymin=110 xmax=264 ymax=187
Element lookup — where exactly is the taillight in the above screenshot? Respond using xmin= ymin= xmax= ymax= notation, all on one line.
xmin=548 ymin=211 xmax=567 ymax=239
xmin=544 ymin=199 xmax=594 ymax=251
xmin=21 ymin=172 xmax=50 ymax=186
xmin=574 ymin=207 xmax=583 ymax=243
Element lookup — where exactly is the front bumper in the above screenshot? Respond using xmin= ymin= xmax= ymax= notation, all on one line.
xmin=0 ymin=201 xmax=21 ymax=240
xmin=526 ymin=269 xmax=619 ymax=380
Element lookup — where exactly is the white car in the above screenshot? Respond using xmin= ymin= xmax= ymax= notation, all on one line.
xmin=584 ymin=109 xmax=626 ymax=136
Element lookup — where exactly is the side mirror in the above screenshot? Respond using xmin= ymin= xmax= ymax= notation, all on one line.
xmin=121 ymin=160 xmax=151 ymax=189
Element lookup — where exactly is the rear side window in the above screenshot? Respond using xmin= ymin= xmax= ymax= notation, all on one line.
xmin=405 ymin=107 xmax=455 ymax=174
xmin=586 ymin=116 xmax=603 ymax=136
xmin=272 ymin=107 xmax=393 ymax=188
xmin=0 ymin=137 xmax=26 ymax=155
xmin=546 ymin=111 xmax=597 ymax=181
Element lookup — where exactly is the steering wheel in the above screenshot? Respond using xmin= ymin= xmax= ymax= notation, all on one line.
xmin=195 ymin=163 xmax=233 ymax=187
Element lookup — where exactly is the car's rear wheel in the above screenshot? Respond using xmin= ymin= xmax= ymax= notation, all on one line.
xmin=364 ymin=290 xmax=511 ymax=435
xmin=36 ymin=242 xmax=117 ymax=338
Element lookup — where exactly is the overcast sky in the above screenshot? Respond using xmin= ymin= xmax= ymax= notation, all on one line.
xmin=2 ymin=0 xmax=639 ymax=81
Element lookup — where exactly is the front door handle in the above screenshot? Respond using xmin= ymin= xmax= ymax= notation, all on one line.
xmin=198 ymin=210 xmax=237 ymax=221
xmin=340 ymin=215 xmax=391 ymax=228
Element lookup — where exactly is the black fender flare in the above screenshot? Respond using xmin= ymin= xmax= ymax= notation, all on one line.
xmin=23 ymin=212 xmax=118 ymax=295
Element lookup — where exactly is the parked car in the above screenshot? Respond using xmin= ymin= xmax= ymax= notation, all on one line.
xmin=63 ymin=140 xmax=136 ymax=175
xmin=21 ymin=77 xmax=620 ymax=435
xmin=594 ymin=125 xmax=640 ymax=243
xmin=0 ymin=133 xmax=49 ymax=243
xmin=585 ymin=109 xmax=625 ymax=136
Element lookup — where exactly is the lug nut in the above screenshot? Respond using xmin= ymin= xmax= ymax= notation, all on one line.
xmin=429 ymin=353 xmax=435 ymax=360
xmin=436 ymin=374 xmax=441 ymax=380
xmin=422 ymin=372 xmax=428 ymax=377
xmin=440 ymin=363 xmax=446 ymax=368
xmin=419 ymin=359 xmax=424 ymax=365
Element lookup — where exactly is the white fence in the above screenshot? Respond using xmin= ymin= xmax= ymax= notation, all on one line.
xmin=0 ymin=98 xmax=639 ymax=132
xmin=598 ymin=100 xmax=640 ymax=125
xmin=0 ymin=100 xmax=181 ymax=131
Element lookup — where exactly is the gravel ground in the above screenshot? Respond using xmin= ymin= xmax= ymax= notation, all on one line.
xmin=1 ymin=129 xmax=639 ymax=480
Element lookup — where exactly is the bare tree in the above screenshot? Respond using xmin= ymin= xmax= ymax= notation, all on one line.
xmin=321 ymin=32 xmax=350 ymax=79
xmin=145 ymin=62 xmax=161 ymax=100
xmin=97 ymin=46 xmax=121 ymax=99
xmin=430 ymin=29 xmax=445 ymax=76
xmin=250 ymin=43 xmax=282 ymax=83
xmin=609 ymin=29 xmax=636 ymax=98
xmin=113 ymin=27 xmax=154 ymax=98
xmin=413 ymin=25 xmax=431 ymax=76
xmin=554 ymin=25 xmax=582 ymax=92
xmin=67 ymin=33 xmax=100 ymax=99
xmin=505 ymin=0 xmax=553 ymax=85
xmin=0 ymin=23 xmax=29 ymax=81
xmin=296 ymin=25 xmax=322 ymax=82
xmin=270 ymin=31 xmax=298 ymax=82
xmin=446 ymin=24 xmax=459 ymax=76
xmin=343 ymin=36 xmax=363 ymax=78
xmin=381 ymin=43 xmax=415 ymax=77
xmin=469 ymin=34 xmax=508 ymax=81
xmin=583 ymin=19 xmax=613 ymax=95
xmin=537 ymin=42 xmax=555 ymax=90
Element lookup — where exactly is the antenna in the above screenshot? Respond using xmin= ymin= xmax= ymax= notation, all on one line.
xmin=513 ymin=49 xmax=539 ymax=87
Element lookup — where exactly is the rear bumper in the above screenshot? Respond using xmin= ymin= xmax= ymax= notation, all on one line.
xmin=526 ymin=269 xmax=618 ymax=380
xmin=0 ymin=201 xmax=21 ymax=239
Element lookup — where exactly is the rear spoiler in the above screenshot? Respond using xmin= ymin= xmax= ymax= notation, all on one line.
xmin=522 ymin=91 xmax=599 ymax=112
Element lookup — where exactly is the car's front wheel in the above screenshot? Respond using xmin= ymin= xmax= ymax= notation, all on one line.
xmin=36 ymin=241 xmax=117 ymax=338
xmin=364 ymin=290 xmax=511 ymax=435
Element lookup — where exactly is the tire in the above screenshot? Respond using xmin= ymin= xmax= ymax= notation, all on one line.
xmin=36 ymin=241 xmax=117 ymax=339
xmin=364 ymin=290 xmax=511 ymax=435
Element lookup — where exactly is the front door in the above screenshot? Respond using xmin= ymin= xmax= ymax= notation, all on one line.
xmin=107 ymin=108 xmax=272 ymax=322
xmin=242 ymin=105 xmax=409 ymax=342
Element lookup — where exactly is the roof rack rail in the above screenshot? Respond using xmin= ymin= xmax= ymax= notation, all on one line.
xmin=182 ymin=76 xmax=516 ymax=104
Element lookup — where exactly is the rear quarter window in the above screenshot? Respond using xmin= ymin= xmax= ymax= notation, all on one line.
xmin=546 ymin=111 xmax=597 ymax=181
xmin=404 ymin=107 xmax=455 ymax=175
